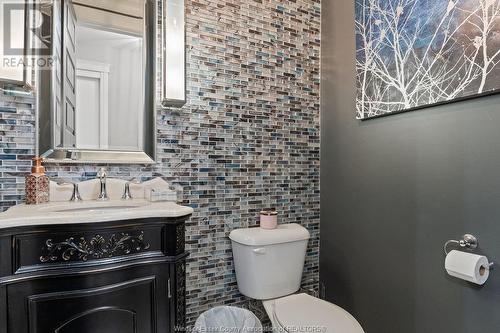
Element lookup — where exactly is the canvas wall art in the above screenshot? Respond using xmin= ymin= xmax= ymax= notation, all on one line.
xmin=355 ymin=0 xmax=500 ymax=119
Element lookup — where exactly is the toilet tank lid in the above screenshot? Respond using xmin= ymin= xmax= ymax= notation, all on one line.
xmin=229 ymin=223 xmax=310 ymax=246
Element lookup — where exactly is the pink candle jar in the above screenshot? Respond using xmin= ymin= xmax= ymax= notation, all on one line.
xmin=260 ymin=210 xmax=278 ymax=229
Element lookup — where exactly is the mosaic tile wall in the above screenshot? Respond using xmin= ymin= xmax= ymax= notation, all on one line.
xmin=0 ymin=0 xmax=321 ymax=325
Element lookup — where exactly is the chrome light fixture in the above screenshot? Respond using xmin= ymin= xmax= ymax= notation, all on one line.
xmin=161 ymin=0 xmax=186 ymax=107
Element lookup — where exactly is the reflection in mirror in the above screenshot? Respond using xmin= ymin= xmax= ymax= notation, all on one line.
xmin=74 ymin=1 xmax=144 ymax=151
xmin=75 ymin=26 xmax=144 ymax=151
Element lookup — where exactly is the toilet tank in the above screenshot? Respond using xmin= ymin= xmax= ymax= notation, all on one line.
xmin=229 ymin=223 xmax=310 ymax=300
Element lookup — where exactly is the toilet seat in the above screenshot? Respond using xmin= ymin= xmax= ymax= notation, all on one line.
xmin=271 ymin=293 xmax=364 ymax=333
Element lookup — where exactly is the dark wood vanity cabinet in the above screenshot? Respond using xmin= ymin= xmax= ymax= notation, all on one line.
xmin=0 ymin=216 xmax=189 ymax=333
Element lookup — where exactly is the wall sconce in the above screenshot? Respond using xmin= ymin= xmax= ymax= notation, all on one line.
xmin=161 ymin=0 xmax=186 ymax=107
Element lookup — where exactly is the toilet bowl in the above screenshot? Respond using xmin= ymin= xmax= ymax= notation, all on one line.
xmin=263 ymin=293 xmax=364 ymax=333
xmin=229 ymin=224 xmax=365 ymax=333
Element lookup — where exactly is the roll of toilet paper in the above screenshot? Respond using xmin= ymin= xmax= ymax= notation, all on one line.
xmin=445 ymin=250 xmax=490 ymax=285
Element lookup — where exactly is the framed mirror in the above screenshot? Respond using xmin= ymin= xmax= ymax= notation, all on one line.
xmin=37 ymin=0 xmax=158 ymax=164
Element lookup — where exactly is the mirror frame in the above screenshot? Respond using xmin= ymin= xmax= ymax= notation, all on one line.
xmin=37 ymin=0 xmax=158 ymax=164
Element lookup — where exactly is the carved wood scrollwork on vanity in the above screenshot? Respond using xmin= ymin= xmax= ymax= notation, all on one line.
xmin=40 ymin=231 xmax=151 ymax=262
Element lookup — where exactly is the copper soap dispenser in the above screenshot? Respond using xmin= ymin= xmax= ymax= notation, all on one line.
xmin=25 ymin=157 xmax=50 ymax=205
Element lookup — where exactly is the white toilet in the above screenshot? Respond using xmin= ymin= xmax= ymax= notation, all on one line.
xmin=229 ymin=223 xmax=365 ymax=333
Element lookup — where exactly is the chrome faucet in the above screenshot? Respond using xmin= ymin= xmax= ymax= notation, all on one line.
xmin=122 ymin=177 xmax=142 ymax=200
xmin=97 ymin=168 xmax=109 ymax=201
xmin=57 ymin=180 xmax=82 ymax=202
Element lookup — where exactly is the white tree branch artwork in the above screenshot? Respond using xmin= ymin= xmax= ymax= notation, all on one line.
xmin=355 ymin=0 xmax=500 ymax=119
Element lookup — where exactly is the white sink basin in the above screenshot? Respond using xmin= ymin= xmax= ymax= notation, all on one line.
xmin=0 ymin=199 xmax=194 ymax=229
xmin=40 ymin=201 xmax=150 ymax=213
xmin=53 ymin=205 xmax=142 ymax=213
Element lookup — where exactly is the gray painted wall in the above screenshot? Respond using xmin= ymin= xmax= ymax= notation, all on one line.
xmin=320 ymin=1 xmax=500 ymax=333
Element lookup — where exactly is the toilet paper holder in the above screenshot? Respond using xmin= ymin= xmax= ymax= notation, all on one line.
xmin=444 ymin=234 xmax=494 ymax=267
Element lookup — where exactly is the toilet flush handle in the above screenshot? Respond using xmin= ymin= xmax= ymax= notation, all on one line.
xmin=253 ymin=248 xmax=266 ymax=255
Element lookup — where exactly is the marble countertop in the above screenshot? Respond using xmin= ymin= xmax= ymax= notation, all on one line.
xmin=0 ymin=200 xmax=194 ymax=229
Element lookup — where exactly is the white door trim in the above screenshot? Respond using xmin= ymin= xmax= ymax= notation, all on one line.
xmin=76 ymin=59 xmax=110 ymax=149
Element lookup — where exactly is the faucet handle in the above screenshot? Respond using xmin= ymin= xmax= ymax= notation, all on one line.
xmin=122 ymin=182 xmax=133 ymax=200
xmin=55 ymin=180 xmax=82 ymax=202
xmin=122 ymin=177 xmax=142 ymax=200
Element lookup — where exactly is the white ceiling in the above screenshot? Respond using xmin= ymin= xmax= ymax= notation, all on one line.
xmin=77 ymin=25 xmax=142 ymax=48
